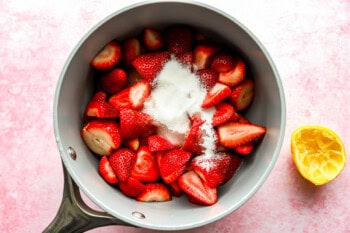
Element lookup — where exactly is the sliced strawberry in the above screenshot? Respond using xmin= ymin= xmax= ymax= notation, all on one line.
xmin=218 ymin=59 xmax=246 ymax=87
xmin=98 ymin=156 xmax=118 ymax=184
xmin=221 ymin=153 xmax=242 ymax=184
xmin=191 ymin=152 xmax=237 ymax=188
xmin=100 ymin=68 xmax=127 ymax=94
xmin=109 ymin=80 xmax=151 ymax=110
xmin=193 ymin=45 xmax=220 ymax=70
xmin=196 ymin=69 xmax=218 ymax=90
xmin=201 ymin=83 xmax=231 ymax=108
xmin=178 ymin=170 xmax=217 ymax=206
xmin=159 ymin=149 xmax=191 ymax=184
xmin=234 ymin=142 xmax=255 ymax=155
xmin=132 ymin=51 xmax=170 ymax=83
xmin=176 ymin=52 xmax=193 ymax=69
xmin=123 ymin=38 xmax=142 ymax=66
xmin=212 ymin=103 xmax=235 ymax=126
xmin=109 ymin=148 xmax=137 ymax=182
xmin=229 ymin=79 xmax=254 ymax=111
xmin=91 ymin=41 xmax=122 ymax=70
xmin=84 ymin=91 xmax=119 ymax=119
xmin=183 ymin=116 xmax=205 ymax=154
xmin=147 ymin=135 xmax=178 ymax=152
xmin=231 ymin=112 xmax=250 ymax=123
xmin=119 ymin=177 xmax=146 ymax=197
xmin=119 ymin=108 xmax=154 ymax=138
xmin=210 ymin=53 xmax=237 ymax=73
xmin=167 ymin=180 xmax=182 ymax=197
xmin=131 ymin=146 xmax=159 ymax=182
xmin=165 ymin=25 xmax=194 ymax=55
xmin=123 ymin=137 xmax=140 ymax=151
xmin=143 ymin=27 xmax=164 ymax=51
xmin=217 ymin=122 xmax=266 ymax=148
xmin=81 ymin=120 xmax=121 ymax=156
xmin=136 ymin=183 xmax=172 ymax=202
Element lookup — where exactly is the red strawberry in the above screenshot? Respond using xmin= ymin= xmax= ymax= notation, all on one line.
xmin=231 ymin=112 xmax=250 ymax=123
xmin=84 ymin=91 xmax=119 ymax=119
xmin=123 ymin=38 xmax=142 ymax=66
xmin=119 ymin=177 xmax=146 ymax=197
xmin=183 ymin=116 xmax=205 ymax=154
xmin=191 ymin=152 xmax=237 ymax=188
xmin=229 ymin=79 xmax=254 ymax=111
xmin=176 ymin=52 xmax=193 ymax=69
xmin=109 ymin=80 xmax=151 ymax=110
xmin=143 ymin=27 xmax=164 ymax=51
xmin=136 ymin=183 xmax=172 ymax=202
xmin=119 ymin=108 xmax=154 ymax=138
xmin=81 ymin=120 xmax=121 ymax=156
xmin=165 ymin=25 xmax=194 ymax=55
xmin=159 ymin=149 xmax=191 ymax=184
xmin=167 ymin=180 xmax=182 ymax=197
xmin=178 ymin=170 xmax=217 ymax=206
xmin=131 ymin=146 xmax=159 ymax=182
xmin=210 ymin=53 xmax=237 ymax=73
xmin=123 ymin=137 xmax=140 ymax=151
xmin=109 ymin=148 xmax=137 ymax=182
xmin=132 ymin=51 xmax=170 ymax=83
xmin=234 ymin=142 xmax=255 ymax=155
xmin=98 ymin=156 xmax=118 ymax=184
xmin=201 ymin=83 xmax=231 ymax=108
xmin=100 ymin=68 xmax=127 ymax=94
xmin=147 ymin=135 xmax=178 ymax=152
xmin=212 ymin=103 xmax=235 ymax=126
xmin=221 ymin=153 xmax=242 ymax=184
xmin=196 ymin=69 xmax=219 ymax=90
xmin=217 ymin=122 xmax=266 ymax=148
xmin=193 ymin=45 xmax=220 ymax=70
xmin=91 ymin=41 xmax=122 ymax=70
xmin=218 ymin=59 xmax=246 ymax=87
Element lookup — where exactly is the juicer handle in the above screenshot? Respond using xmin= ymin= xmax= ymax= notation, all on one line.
xmin=43 ymin=162 xmax=132 ymax=233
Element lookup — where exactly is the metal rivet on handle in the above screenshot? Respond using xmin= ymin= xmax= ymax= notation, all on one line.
xmin=68 ymin=147 xmax=77 ymax=160
xmin=132 ymin=211 xmax=145 ymax=219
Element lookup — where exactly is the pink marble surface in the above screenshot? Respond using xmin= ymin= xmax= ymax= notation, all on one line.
xmin=1 ymin=0 xmax=349 ymax=232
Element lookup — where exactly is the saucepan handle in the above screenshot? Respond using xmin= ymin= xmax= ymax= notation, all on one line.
xmin=43 ymin=162 xmax=133 ymax=233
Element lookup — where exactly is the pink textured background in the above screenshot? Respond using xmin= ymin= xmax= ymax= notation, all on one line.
xmin=1 ymin=0 xmax=349 ymax=232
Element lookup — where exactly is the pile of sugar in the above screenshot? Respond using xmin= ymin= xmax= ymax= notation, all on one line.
xmin=142 ymin=58 xmax=217 ymax=157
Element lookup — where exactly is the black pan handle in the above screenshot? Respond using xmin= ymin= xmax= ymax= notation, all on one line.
xmin=43 ymin=162 xmax=133 ymax=233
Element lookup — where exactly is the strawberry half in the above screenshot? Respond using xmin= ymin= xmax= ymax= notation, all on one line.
xmin=91 ymin=41 xmax=122 ymax=70
xmin=131 ymin=146 xmax=159 ymax=182
xmin=167 ymin=180 xmax=182 ymax=197
xmin=123 ymin=137 xmax=140 ymax=151
xmin=98 ymin=156 xmax=118 ymax=184
xmin=210 ymin=53 xmax=237 ymax=73
xmin=147 ymin=135 xmax=178 ymax=152
xmin=178 ymin=170 xmax=217 ymax=206
xmin=136 ymin=183 xmax=172 ymax=202
xmin=132 ymin=51 xmax=170 ymax=83
xmin=193 ymin=45 xmax=220 ymax=70
xmin=218 ymin=59 xmax=246 ymax=87
xmin=212 ymin=103 xmax=235 ymax=126
xmin=109 ymin=80 xmax=151 ymax=110
xmin=159 ymin=149 xmax=191 ymax=184
xmin=183 ymin=116 xmax=205 ymax=154
xmin=123 ymin=38 xmax=142 ymax=67
xmin=81 ymin=120 xmax=121 ymax=156
xmin=143 ymin=27 xmax=164 ymax=51
xmin=229 ymin=79 xmax=254 ymax=111
xmin=201 ymin=82 xmax=231 ymax=108
xmin=119 ymin=177 xmax=146 ymax=197
xmin=234 ymin=141 xmax=255 ymax=155
xmin=165 ymin=25 xmax=194 ymax=55
xmin=221 ymin=153 xmax=242 ymax=184
xmin=100 ymin=68 xmax=127 ymax=94
xmin=84 ymin=91 xmax=119 ymax=119
xmin=119 ymin=108 xmax=154 ymax=138
xmin=217 ymin=122 xmax=266 ymax=148
xmin=109 ymin=148 xmax=137 ymax=182
xmin=196 ymin=69 xmax=219 ymax=90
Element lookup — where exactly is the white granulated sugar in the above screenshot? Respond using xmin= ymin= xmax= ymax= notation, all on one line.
xmin=142 ymin=58 xmax=217 ymax=159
